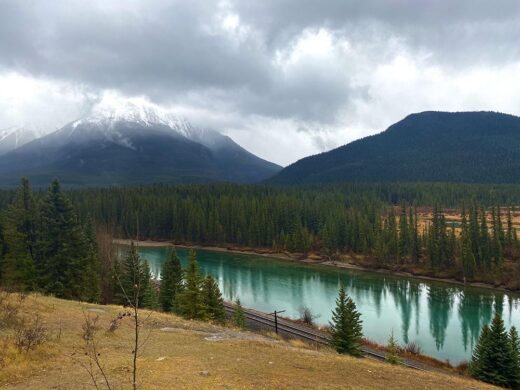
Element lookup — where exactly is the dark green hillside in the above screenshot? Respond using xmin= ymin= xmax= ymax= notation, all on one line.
xmin=270 ymin=111 xmax=520 ymax=184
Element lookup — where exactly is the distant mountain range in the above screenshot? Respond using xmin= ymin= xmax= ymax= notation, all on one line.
xmin=270 ymin=111 xmax=520 ymax=184
xmin=2 ymin=110 xmax=520 ymax=187
xmin=0 ymin=100 xmax=281 ymax=186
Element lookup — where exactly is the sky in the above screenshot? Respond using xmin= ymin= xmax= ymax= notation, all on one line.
xmin=1 ymin=0 xmax=520 ymax=166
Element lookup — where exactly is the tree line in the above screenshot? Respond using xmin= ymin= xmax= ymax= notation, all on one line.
xmin=64 ymin=183 xmax=520 ymax=285
xmin=2 ymin=178 xmax=520 ymax=296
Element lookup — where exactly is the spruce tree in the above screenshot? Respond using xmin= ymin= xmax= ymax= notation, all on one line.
xmin=471 ymin=313 xmax=516 ymax=388
xmin=83 ymin=218 xmax=101 ymax=303
xmin=398 ymin=204 xmax=408 ymax=262
xmin=176 ymin=250 xmax=206 ymax=320
xmin=117 ymin=243 xmax=151 ymax=308
xmin=202 ymin=275 xmax=226 ymax=323
xmin=507 ymin=208 xmax=514 ymax=251
xmin=329 ymin=287 xmax=363 ymax=356
xmin=232 ymin=298 xmax=246 ymax=329
xmin=385 ymin=331 xmax=401 ymax=365
xmin=410 ymin=207 xmax=420 ymax=263
xmin=159 ymin=249 xmax=184 ymax=312
xmin=479 ymin=208 xmax=491 ymax=269
xmin=37 ymin=179 xmax=95 ymax=300
xmin=510 ymin=326 xmax=520 ymax=389
xmin=140 ymin=260 xmax=157 ymax=309
xmin=460 ymin=210 xmax=476 ymax=280
xmin=1 ymin=178 xmax=38 ymax=290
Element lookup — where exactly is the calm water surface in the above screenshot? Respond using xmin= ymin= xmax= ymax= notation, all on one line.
xmin=137 ymin=246 xmax=520 ymax=363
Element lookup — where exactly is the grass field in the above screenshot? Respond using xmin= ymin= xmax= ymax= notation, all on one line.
xmin=0 ymin=293 xmax=498 ymax=389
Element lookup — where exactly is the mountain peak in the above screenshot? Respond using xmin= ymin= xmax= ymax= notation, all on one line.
xmin=71 ymin=93 xmax=192 ymax=137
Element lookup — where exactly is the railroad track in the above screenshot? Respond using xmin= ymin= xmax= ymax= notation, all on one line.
xmin=224 ymin=302 xmax=427 ymax=371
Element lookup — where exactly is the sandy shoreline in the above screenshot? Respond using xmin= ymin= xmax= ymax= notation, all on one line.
xmin=113 ymin=238 xmax=516 ymax=294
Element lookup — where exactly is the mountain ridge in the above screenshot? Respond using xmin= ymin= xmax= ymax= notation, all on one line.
xmin=269 ymin=111 xmax=520 ymax=184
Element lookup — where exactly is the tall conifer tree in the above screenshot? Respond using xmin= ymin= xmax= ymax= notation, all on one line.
xmin=202 ymin=274 xmax=226 ymax=323
xmin=329 ymin=287 xmax=363 ymax=356
xmin=1 ymin=178 xmax=38 ymax=290
xmin=159 ymin=249 xmax=184 ymax=312
xmin=38 ymin=179 xmax=96 ymax=300
xmin=471 ymin=313 xmax=517 ymax=388
xmin=176 ymin=250 xmax=206 ymax=320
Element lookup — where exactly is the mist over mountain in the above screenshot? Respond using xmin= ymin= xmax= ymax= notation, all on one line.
xmin=0 ymin=98 xmax=281 ymax=186
xmin=0 ymin=126 xmax=44 ymax=156
xmin=270 ymin=111 xmax=520 ymax=184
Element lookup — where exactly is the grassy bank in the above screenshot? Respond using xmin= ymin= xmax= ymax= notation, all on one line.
xmin=0 ymin=293 xmax=497 ymax=389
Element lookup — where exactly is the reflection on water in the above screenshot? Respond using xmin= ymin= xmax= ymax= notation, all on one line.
xmin=135 ymin=246 xmax=520 ymax=363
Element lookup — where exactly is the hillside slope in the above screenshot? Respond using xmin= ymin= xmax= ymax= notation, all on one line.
xmin=270 ymin=111 xmax=520 ymax=184
xmin=0 ymin=294 xmax=496 ymax=389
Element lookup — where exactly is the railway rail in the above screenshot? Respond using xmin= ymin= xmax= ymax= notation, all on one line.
xmin=224 ymin=302 xmax=428 ymax=371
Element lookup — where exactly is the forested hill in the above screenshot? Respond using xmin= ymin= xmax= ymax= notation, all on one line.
xmin=269 ymin=111 xmax=520 ymax=184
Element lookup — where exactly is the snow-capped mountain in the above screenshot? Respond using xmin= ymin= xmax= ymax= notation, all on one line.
xmin=0 ymin=126 xmax=44 ymax=155
xmin=0 ymin=97 xmax=281 ymax=186
xmin=66 ymin=95 xmax=193 ymax=142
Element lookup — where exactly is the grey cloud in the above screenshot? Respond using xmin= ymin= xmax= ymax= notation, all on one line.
xmin=1 ymin=0 xmax=520 ymax=165
xmin=235 ymin=0 xmax=520 ymax=65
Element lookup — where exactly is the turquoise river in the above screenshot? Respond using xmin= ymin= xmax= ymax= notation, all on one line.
xmin=137 ymin=246 xmax=520 ymax=363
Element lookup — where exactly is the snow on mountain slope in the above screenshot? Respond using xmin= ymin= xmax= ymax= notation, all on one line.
xmin=0 ymin=94 xmax=282 ymax=185
xmin=69 ymin=94 xmax=192 ymax=138
xmin=0 ymin=126 xmax=44 ymax=155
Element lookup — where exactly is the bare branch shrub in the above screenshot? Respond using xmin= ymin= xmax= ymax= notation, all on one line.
xmin=403 ymin=341 xmax=422 ymax=355
xmin=71 ymin=311 xmax=112 ymax=390
xmin=0 ymin=290 xmax=26 ymax=330
xmin=298 ymin=306 xmax=320 ymax=326
xmin=108 ymin=311 xmax=131 ymax=333
xmin=14 ymin=316 xmax=48 ymax=352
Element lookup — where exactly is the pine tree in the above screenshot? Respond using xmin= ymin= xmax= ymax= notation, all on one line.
xmin=507 ymin=207 xmax=515 ymax=255
xmin=410 ymin=207 xmax=420 ymax=263
xmin=491 ymin=207 xmax=504 ymax=267
xmin=469 ymin=205 xmax=482 ymax=268
xmin=479 ymin=208 xmax=491 ymax=269
xmin=176 ymin=250 xmax=206 ymax=320
xmin=83 ymin=218 xmax=101 ymax=303
xmin=37 ymin=179 xmax=95 ymax=300
xmin=232 ymin=298 xmax=246 ymax=329
xmin=1 ymin=178 xmax=38 ymax=290
xmin=117 ymin=243 xmax=151 ymax=308
xmin=509 ymin=326 xmax=520 ymax=389
xmin=202 ymin=275 xmax=226 ymax=323
xmin=385 ymin=331 xmax=401 ymax=364
xmin=159 ymin=250 xmax=184 ymax=312
xmin=329 ymin=287 xmax=363 ymax=356
xmin=460 ymin=210 xmax=476 ymax=280
xmin=471 ymin=313 xmax=516 ymax=388
xmin=398 ymin=204 xmax=409 ymax=263
xmin=140 ymin=260 xmax=157 ymax=309
xmin=387 ymin=208 xmax=398 ymax=263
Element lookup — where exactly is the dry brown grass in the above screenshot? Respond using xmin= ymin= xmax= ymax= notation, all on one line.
xmin=0 ymin=294 xmax=499 ymax=389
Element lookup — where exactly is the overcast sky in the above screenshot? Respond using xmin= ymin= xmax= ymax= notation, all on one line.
xmin=1 ymin=0 xmax=520 ymax=165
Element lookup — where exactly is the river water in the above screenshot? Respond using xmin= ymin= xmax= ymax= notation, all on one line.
xmin=137 ymin=246 xmax=520 ymax=363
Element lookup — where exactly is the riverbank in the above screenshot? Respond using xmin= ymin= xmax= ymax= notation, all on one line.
xmin=113 ymin=239 xmax=518 ymax=294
